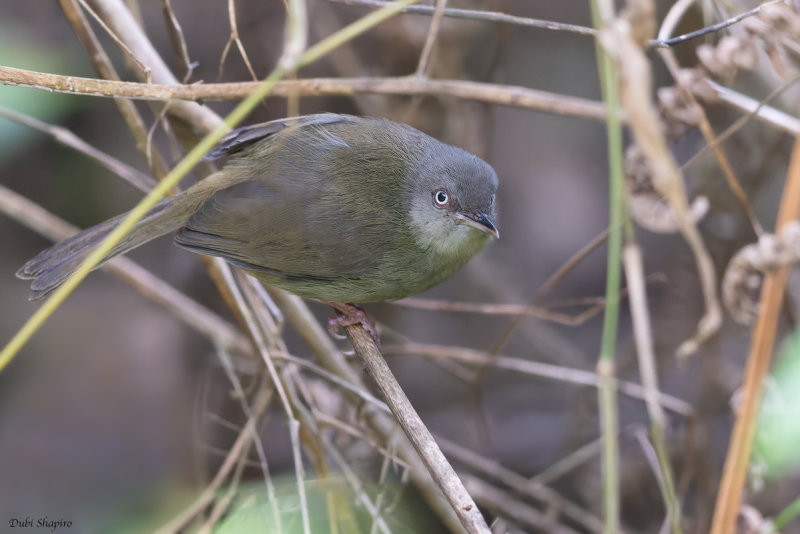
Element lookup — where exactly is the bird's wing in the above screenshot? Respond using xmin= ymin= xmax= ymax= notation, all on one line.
xmin=174 ymin=178 xmax=377 ymax=283
xmin=205 ymin=113 xmax=353 ymax=160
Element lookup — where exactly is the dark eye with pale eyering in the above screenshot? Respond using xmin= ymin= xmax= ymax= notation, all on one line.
xmin=433 ymin=189 xmax=449 ymax=207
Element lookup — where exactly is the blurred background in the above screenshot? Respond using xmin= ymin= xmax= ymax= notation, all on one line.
xmin=1 ymin=1 xmax=799 ymax=532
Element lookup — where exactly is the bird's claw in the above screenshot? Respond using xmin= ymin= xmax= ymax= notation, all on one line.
xmin=326 ymin=303 xmax=381 ymax=348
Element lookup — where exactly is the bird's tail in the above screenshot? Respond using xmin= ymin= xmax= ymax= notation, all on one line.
xmin=17 ymin=189 xmax=207 ymax=301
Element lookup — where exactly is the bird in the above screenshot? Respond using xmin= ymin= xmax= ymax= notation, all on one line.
xmin=17 ymin=113 xmax=499 ymax=340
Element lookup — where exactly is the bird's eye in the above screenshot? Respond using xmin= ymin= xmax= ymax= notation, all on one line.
xmin=433 ymin=189 xmax=449 ymax=207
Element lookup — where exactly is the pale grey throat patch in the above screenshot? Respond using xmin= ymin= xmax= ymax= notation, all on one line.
xmin=408 ymin=200 xmax=482 ymax=257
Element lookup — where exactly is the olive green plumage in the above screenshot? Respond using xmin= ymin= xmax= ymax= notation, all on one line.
xmin=18 ymin=114 xmax=499 ymax=303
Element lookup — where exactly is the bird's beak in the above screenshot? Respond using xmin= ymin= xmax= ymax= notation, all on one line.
xmin=454 ymin=211 xmax=499 ymax=239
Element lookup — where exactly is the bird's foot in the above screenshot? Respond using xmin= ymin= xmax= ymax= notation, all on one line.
xmin=326 ymin=302 xmax=380 ymax=348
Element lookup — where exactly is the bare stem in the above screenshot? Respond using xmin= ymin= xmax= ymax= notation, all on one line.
xmin=343 ymin=324 xmax=490 ymax=534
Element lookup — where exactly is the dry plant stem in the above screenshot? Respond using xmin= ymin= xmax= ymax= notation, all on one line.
xmin=220 ymin=265 xmax=310 ymax=534
xmin=623 ymin=244 xmax=682 ymax=534
xmin=269 ymin=290 xmax=466 ymax=534
xmin=0 ymin=106 xmax=157 ymax=192
xmin=161 ymin=0 xmax=193 ymax=80
xmin=438 ymin=436 xmax=604 ymax=533
xmin=384 ymin=342 xmax=693 ymax=416
xmin=326 ymin=0 xmax=597 ymax=37
xmin=415 ymin=0 xmax=448 ymax=76
xmin=591 ymin=0 xmax=624 ymax=531
xmin=343 ymin=324 xmax=491 ymax=534
xmin=601 ymin=12 xmax=722 ymax=360
xmin=321 ymin=434 xmax=393 ymax=534
xmin=705 ymin=79 xmax=800 ymax=136
xmin=681 ymin=75 xmax=800 ymax=177
xmin=155 ymin=387 xmax=273 ymax=534
xmin=531 ymin=433 xmax=606 ymax=486
xmin=85 ymin=0 xmax=220 ymax=133
xmin=458 ymin=473 xmax=580 ymax=534
xmin=315 ymin=413 xmax=409 ymax=470
xmin=58 ymin=0 xmax=170 ymax=178
xmin=0 ymin=66 xmax=609 ymax=122
xmin=480 ymin=228 xmax=610 ymax=380
xmin=396 ymin=296 xmax=606 ymax=325
xmin=215 ymin=348 xmax=284 ymax=533
xmin=654 ymin=0 xmax=787 ymax=48
xmin=76 ymin=0 xmax=152 ymax=81
xmin=219 ymin=0 xmax=259 ymax=81
xmin=658 ymin=48 xmax=764 ymax=238
xmin=0 ymin=184 xmax=251 ymax=356
xmin=709 ymin=121 xmax=800 ymax=534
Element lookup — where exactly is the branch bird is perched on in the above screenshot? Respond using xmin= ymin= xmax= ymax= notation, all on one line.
xmin=18 ymin=114 xmax=499 ymax=339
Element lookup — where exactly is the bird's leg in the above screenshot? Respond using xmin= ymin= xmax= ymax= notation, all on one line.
xmin=325 ymin=301 xmax=380 ymax=348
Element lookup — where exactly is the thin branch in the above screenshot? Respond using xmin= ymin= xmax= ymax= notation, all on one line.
xmin=438 ymin=436 xmax=604 ymax=533
xmin=624 ymin=244 xmax=682 ymax=534
xmin=218 ymin=0 xmax=259 ymax=81
xmin=268 ymin=289 xmax=466 ymax=534
xmin=415 ymin=0 xmax=447 ymax=76
xmin=654 ymin=0 xmax=788 ymax=48
xmin=382 ymin=342 xmax=694 ymax=416
xmin=76 ymin=0 xmax=152 ymax=81
xmin=459 ymin=473 xmax=580 ymax=534
xmin=326 ymin=0 xmax=596 ymax=37
xmin=161 ymin=0 xmax=194 ymax=81
xmin=0 ymin=106 xmax=157 ymax=193
xmin=591 ymin=0 xmax=625 ymax=530
xmin=343 ymin=325 xmax=491 ymax=534
xmin=58 ymin=0 xmax=170 ymax=178
xmin=155 ymin=387 xmax=272 ymax=534
xmin=704 ymin=79 xmax=800 ymax=136
xmin=0 ymin=65 xmax=610 ymax=121
xmin=710 ymin=103 xmax=800 ymax=534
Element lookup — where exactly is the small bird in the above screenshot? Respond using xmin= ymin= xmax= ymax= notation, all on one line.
xmin=17 ymin=113 xmax=499 ymax=337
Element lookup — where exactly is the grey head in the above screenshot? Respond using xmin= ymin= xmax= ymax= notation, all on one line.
xmin=403 ymin=138 xmax=499 ymax=264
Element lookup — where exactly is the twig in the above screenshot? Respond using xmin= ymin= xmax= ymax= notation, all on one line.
xmin=221 ymin=268 xmax=306 ymax=534
xmin=415 ymin=0 xmax=447 ymax=76
xmin=458 ymin=473 xmax=580 ymax=534
xmin=709 ymin=104 xmax=800 ymax=534
xmin=531 ymin=434 xmax=607 ymax=486
xmin=438 ymin=436 xmax=604 ymax=533
xmin=602 ymin=4 xmax=723 ymax=360
xmin=395 ymin=297 xmax=603 ymax=325
xmin=327 ymin=0 xmax=785 ymax=53
xmin=382 ymin=342 xmax=693 ymax=416
xmin=480 ymin=228 xmax=610 ymax=378
xmin=75 ymin=0 xmax=152 ymax=81
xmin=0 ymin=66 xmax=610 ymax=122
xmin=58 ymin=0 xmax=170 ymax=178
xmin=591 ymin=0 xmax=625 ymax=531
xmin=215 ymin=348 xmax=284 ymax=534
xmin=85 ymin=0 xmax=220 ymax=132
xmin=161 ymin=0 xmax=194 ymax=81
xmin=0 ymin=106 xmax=157 ymax=193
xmin=624 ymin=244 xmax=682 ymax=534
xmin=155 ymin=387 xmax=272 ymax=534
xmin=704 ymin=79 xmax=800 ymax=136
xmin=322 ymin=433 xmax=393 ymax=534
xmin=658 ymin=51 xmax=764 ymax=238
xmin=633 ymin=428 xmax=680 ymax=534
xmin=218 ymin=0 xmax=259 ymax=81
xmin=343 ymin=325 xmax=491 ymax=534
xmin=654 ymin=0 xmax=788 ymax=48
xmin=325 ymin=0 xmax=597 ymax=37
xmin=268 ymin=290 xmax=466 ymax=534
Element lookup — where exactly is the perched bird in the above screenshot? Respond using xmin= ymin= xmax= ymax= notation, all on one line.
xmin=17 ymin=113 xmax=499 ymax=337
